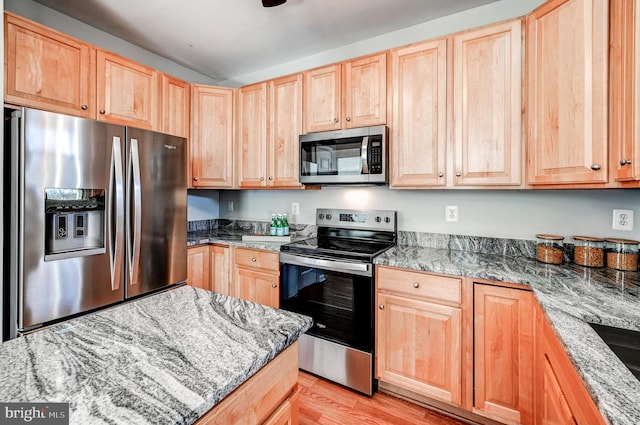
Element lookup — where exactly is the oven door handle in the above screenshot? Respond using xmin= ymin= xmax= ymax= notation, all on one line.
xmin=280 ymin=252 xmax=372 ymax=277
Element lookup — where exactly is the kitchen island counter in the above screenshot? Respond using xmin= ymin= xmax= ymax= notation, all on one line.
xmin=0 ymin=285 xmax=312 ymax=424
xmin=376 ymin=244 xmax=640 ymax=425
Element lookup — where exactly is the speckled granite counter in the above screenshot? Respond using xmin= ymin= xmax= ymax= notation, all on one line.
xmin=0 ymin=285 xmax=312 ymax=425
xmin=376 ymin=244 xmax=640 ymax=425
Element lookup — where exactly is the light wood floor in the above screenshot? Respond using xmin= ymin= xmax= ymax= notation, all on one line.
xmin=298 ymin=371 xmax=468 ymax=425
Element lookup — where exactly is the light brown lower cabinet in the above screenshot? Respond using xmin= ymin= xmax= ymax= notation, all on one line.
xmin=376 ymin=266 xmax=464 ymax=406
xmin=187 ymin=244 xmax=230 ymax=295
xmin=195 ymin=341 xmax=299 ymax=425
xmin=232 ymin=247 xmax=280 ymax=308
xmin=534 ymin=303 xmax=606 ymax=425
xmin=473 ymin=282 xmax=534 ymax=425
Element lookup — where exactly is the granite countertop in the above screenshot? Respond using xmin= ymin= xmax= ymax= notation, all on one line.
xmin=187 ymin=229 xmax=309 ymax=252
xmin=0 ymin=285 xmax=312 ymax=425
xmin=376 ymin=245 xmax=640 ymax=425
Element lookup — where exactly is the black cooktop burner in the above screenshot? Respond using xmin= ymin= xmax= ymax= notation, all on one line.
xmin=281 ymin=236 xmax=394 ymax=262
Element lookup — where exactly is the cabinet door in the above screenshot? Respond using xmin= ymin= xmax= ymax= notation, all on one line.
xmin=453 ymin=20 xmax=522 ymax=186
xmin=343 ymin=52 xmax=387 ymax=128
xmin=235 ymin=268 xmax=279 ymax=308
xmin=377 ymin=293 xmax=462 ymax=405
xmin=609 ymin=0 xmax=640 ymax=182
xmin=5 ymin=12 xmax=96 ymax=118
xmin=187 ymin=246 xmax=210 ymax=290
xmin=526 ymin=0 xmax=608 ymax=185
xmin=162 ymin=74 xmax=190 ymax=138
xmin=540 ymin=356 xmax=578 ymax=425
xmin=268 ymin=74 xmax=303 ymax=188
xmin=473 ymin=284 xmax=533 ymax=424
xmin=210 ymin=245 xmax=230 ymax=296
xmin=191 ymin=85 xmax=234 ymax=188
xmin=304 ymin=64 xmax=341 ymax=133
xmin=96 ymin=50 xmax=160 ymax=130
xmin=238 ymin=82 xmax=268 ymax=188
xmin=389 ymin=39 xmax=447 ymax=187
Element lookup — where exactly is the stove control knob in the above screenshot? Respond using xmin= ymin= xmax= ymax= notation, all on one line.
xmin=326 ymin=214 xmax=332 ymax=220
xmin=375 ymin=216 xmax=382 ymax=223
xmin=319 ymin=213 xmax=325 ymax=219
xmin=384 ymin=217 xmax=391 ymax=223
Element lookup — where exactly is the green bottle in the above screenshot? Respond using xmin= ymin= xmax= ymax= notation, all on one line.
xmin=276 ymin=213 xmax=284 ymax=236
xmin=270 ymin=214 xmax=277 ymax=236
xmin=282 ymin=214 xmax=289 ymax=236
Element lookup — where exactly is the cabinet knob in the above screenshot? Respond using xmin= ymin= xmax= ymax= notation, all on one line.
xmin=260 ymin=177 xmax=264 ymax=181
xmin=438 ymin=172 xmax=444 ymax=178
xmin=590 ymin=164 xmax=601 ymax=170
xmin=333 ymin=117 xmax=339 ymax=123
xmin=80 ymin=104 xmax=88 ymax=110
xmin=346 ymin=116 xmax=351 ymax=122
xmin=193 ymin=177 xmax=199 ymax=182
xmin=456 ymin=172 xmax=462 ymax=177
xmin=378 ymin=304 xmax=384 ymax=310
xmin=271 ymin=283 xmax=277 ymax=288
xmin=412 ymin=282 xmax=420 ymax=289
xmin=251 ymin=258 xmax=257 ymax=262
xmin=99 ymin=109 xmax=106 ymax=115
xmin=620 ymin=158 xmax=632 ymax=166
xmin=268 ymin=176 xmax=273 ymax=181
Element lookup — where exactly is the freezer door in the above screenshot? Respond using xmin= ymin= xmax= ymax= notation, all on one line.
xmin=125 ymin=128 xmax=187 ymax=298
xmin=11 ymin=108 xmax=126 ymax=333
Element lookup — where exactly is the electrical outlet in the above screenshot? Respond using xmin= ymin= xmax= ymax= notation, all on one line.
xmin=445 ymin=205 xmax=459 ymax=222
xmin=227 ymin=201 xmax=234 ymax=212
xmin=612 ymin=209 xmax=634 ymax=231
xmin=291 ymin=202 xmax=300 ymax=215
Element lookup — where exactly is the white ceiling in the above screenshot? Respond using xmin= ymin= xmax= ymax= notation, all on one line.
xmin=33 ymin=0 xmax=499 ymax=82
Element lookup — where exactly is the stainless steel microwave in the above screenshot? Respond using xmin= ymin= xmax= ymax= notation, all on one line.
xmin=299 ymin=125 xmax=388 ymax=185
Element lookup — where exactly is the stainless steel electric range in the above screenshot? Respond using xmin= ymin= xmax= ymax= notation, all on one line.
xmin=279 ymin=208 xmax=397 ymax=395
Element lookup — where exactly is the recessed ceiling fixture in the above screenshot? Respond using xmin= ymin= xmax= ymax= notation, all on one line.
xmin=262 ymin=0 xmax=287 ymax=7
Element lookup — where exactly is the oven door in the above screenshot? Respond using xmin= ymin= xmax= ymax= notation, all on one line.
xmin=279 ymin=253 xmax=374 ymax=353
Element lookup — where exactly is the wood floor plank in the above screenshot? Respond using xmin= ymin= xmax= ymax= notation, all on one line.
xmin=298 ymin=371 xmax=468 ymax=425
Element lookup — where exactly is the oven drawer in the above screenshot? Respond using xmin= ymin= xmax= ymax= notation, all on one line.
xmin=235 ymin=247 xmax=279 ymax=272
xmin=377 ymin=266 xmax=461 ymax=305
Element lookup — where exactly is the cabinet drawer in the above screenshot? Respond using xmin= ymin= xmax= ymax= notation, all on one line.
xmin=377 ymin=266 xmax=461 ymax=305
xmin=234 ymin=248 xmax=279 ymax=272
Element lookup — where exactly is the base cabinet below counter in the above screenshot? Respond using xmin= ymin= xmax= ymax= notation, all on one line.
xmin=187 ymin=244 xmax=231 ymax=295
xmin=195 ymin=341 xmax=299 ymax=425
xmin=232 ymin=247 xmax=280 ymax=308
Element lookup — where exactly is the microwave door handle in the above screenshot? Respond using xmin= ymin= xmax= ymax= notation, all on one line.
xmin=361 ymin=136 xmax=369 ymax=174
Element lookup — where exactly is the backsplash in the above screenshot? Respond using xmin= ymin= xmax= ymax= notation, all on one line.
xmin=188 ymin=219 xmax=316 ymax=237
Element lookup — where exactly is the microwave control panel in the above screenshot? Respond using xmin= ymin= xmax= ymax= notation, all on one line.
xmin=369 ymin=137 xmax=383 ymax=174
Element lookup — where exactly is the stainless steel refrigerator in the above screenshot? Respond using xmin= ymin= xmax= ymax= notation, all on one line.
xmin=3 ymin=107 xmax=187 ymax=340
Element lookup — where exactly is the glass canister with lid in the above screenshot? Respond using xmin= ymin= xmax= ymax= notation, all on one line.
xmin=536 ymin=234 xmax=565 ymax=264
xmin=604 ymin=238 xmax=639 ymax=271
xmin=572 ymin=236 xmax=605 ymax=267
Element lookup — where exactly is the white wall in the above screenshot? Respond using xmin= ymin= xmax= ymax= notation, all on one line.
xmin=187 ymin=190 xmax=220 ymax=221
xmin=219 ymin=188 xmax=640 ymax=242
xmin=221 ymin=0 xmax=546 ymax=86
xmin=3 ymin=0 xmax=218 ymax=85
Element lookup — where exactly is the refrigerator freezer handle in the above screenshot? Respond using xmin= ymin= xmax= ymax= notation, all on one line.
xmin=127 ymin=139 xmax=142 ymax=287
xmin=109 ymin=137 xmax=125 ymax=291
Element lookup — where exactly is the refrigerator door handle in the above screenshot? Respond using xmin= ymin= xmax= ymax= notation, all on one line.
xmin=109 ymin=137 xmax=125 ymax=291
xmin=127 ymin=139 xmax=142 ymax=287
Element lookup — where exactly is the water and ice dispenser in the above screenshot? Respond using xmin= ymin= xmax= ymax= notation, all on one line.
xmin=44 ymin=188 xmax=106 ymax=260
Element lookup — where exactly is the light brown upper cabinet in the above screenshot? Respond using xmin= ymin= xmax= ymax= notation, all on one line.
xmin=237 ymin=82 xmax=268 ymax=188
xmin=191 ymin=84 xmax=235 ymax=188
xmin=526 ymin=0 xmax=609 ymax=186
xmin=237 ymin=74 xmax=303 ymax=189
xmin=268 ymin=74 xmax=304 ymax=188
xmin=304 ymin=52 xmax=387 ymax=133
xmin=96 ymin=50 xmax=161 ymax=130
xmin=161 ymin=74 xmax=190 ymax=138
xmin=609 ymin=0 xmax=640 ymax=185
xmin=389 ymin=38 xmax=448 ymax=187
xmin=452 ymin=19 xmax=523 ymax=186
xmin=4 ymin=12 xmax=96 ymax=118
